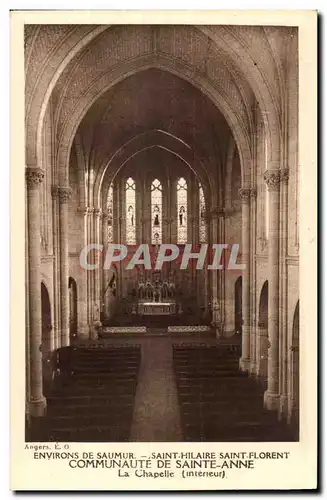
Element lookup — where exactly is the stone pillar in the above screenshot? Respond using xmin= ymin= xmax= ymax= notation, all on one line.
xmin=210 ymin=210 xmax=220 ymax=336
xmin=26 ymin=167 xmax=46 ymax=417
xmin=143 ymin=179 xmax=151 ymax=245
xmin=263 ymin=170 xmax=281 ymax=411
xmin=51 ymin=186 xmax=60 ymax=349
xmin=218 ymin=208 xmax=226 ymax=334
xmin=86 ymin=208 xmax=93 ymax=325
xmin=279 ymin=168 xmax=290 ymax=417
xmin=171 ymin=180 xmax=178 ymax=244
xmin=288 ymin=345 xmax=299 ymax=427
xmin=58 ymin=186 xmax=72 ymax=347
xmin=239 ymin=188 xmax=251 ymax=371
xmin=256 ymin=323 xmax=269 ymax=380
xmin=202 ymin=212 xmax=210 ymax=319
xmin=76 ymin=206 xmax=89 ymax=339
xmin=94 ymin=208 xmax=102 ymax=316
xmin=250 ymin=187 xmax=257 ymax=374
xmin=101 ymin=211 xmax=109 ymax=319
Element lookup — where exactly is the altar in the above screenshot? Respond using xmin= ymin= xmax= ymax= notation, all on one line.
xmin=138 ymin=301 xmax=177 ymax=315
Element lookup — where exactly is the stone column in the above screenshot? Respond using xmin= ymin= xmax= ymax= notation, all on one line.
xmin=279 ymin=168 xmax=290 ymax=417
xmin=218 ymin=208 xmax=226 ymax=334
xmin=256 ymin=323 xmax=269 ymax=380
xmin=250 ymin=187 xmax=257 ymax=374
xmin=94 ymin=208 xmax=102 ymax=316
xmin=101 ymin=211 xmax=109 ymax=319
xmin=76 ymin=206 xmax=89 ymax=339
xmin=288 ymin=345 xmax=299 ymax=427
xmin=26 ymin=167 xmax=46 ymax=416
xmin=58 ymin=186 xmax=72 ymax=347
xmin=239 ymin=188 xmax=251 ymax=371
xmin=171 ymin=180 xmax=178 ymax=244
xmin=51 ymin=186 xmax=60 ymax=349
xmin=210 ymin=210 xmax=220 ymax=335
xmin=86 ymin=207 xmax=93 ymax=325
xmin=263 ymin=170 xmax=281 ymax=410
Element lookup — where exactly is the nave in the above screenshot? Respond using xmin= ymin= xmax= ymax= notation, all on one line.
xmin=28 ymin=333 xmax=297 ymax=443
xmin=25 ymin=25 xmax=300 ymax=441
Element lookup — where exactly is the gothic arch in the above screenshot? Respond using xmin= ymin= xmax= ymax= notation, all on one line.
xmin=200 ymin=25 xmax=282 ymax=162
xmin=26 ymin=25 xmax=283 ymax=188
xmin=257 ymin=280 xmax=269 ymax=383
xmin=96 ymin=131 xmax=217 ymax=210
xmin=290 ymin=300 xmax=299 ymax=432
xmin=56 ymin=56 xmax=252 ymax=187
xmin=258 ymin=281 xmax=269 ymax=326
xmin=25 ymin=25 xmax=109 ymax=167
xmin=41 ymin=281 xmax=52 ymax=395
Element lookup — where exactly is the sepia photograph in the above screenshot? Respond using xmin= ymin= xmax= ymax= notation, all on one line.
xmin=10 ymin=9 xmax=317 ymax=491
xmin=24 ymin=21 xmax=300 ymax=444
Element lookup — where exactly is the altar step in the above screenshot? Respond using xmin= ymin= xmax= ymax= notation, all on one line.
xmin=100 ymin=326 xmax=216 ymax=337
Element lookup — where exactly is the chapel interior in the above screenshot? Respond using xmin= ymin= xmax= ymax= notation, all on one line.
xmin=25 ymin=25 xmax=299 ymax=442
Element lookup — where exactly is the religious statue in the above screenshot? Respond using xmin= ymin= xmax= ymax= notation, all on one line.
xmin=127 ymin=205 xmax=134 ymax=226
xmin=154 ymin=233 xmax=160 ymax=246
xmin=179 ymin=206 xmax=186 ymax=226
xmin=153 ymin=205 xmax=160 ymax=226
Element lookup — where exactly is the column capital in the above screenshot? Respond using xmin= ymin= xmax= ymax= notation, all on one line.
xmin=250 ymin=187 xmax=257 ymax=199
xmin=58 ymin=186 xmax=72 ymax=204
xmin=217 ymin=207 xmax=225 ymax=218
xmin=94 ymin=208 xmax=102 ymax=218
xmin=264 ymin=170 xmax=281 ymax=191
xmin=280 ymin=168 xmax=290 ymax=184
xmin=26 ymin=167 xmax=44 ymax=188
xmin=51 ymin=185 xmax=59 ymax=198
xmin=76 ymin=206 xmax=89 ymax=216
xmin=102 ymin=211 xmax=109 ymax=221
xmin=238 ymin=187 xmax=251 ymax=202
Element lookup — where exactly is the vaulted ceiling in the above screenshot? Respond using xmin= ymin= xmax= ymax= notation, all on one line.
xmin=25 ymin=24 xmax=293 ymax=186
xmin=72 ymin=68 xmax=231 ymax=183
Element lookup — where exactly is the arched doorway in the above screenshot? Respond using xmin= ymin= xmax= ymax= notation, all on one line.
xmin=69 ymin=277 xmax=77 ymax=343
xmin=290 ymin=300 xmax=299 ymax=435
xmin=41 ymin=282 xmax=52 ymax=395
xmin=257 ymin=281 xmax=269 ymax=385
xmin=234 ymin=276 xmax=242 ymax=335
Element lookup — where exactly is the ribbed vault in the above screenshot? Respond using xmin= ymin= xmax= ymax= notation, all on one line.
xmin=25 ymin=24 xmax=287 ymax=184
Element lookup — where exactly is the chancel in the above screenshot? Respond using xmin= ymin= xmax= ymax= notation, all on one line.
xmin=25 ymin=24 xmax=299 ymax=443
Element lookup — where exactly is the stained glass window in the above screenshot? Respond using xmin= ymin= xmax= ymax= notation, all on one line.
xmin=107 ymin=183 xmax=114 ymax=243
xmin=177 ymin=177 xmax=187 ymax=244
xmin=151 ymin=179 xmax=162 ymax=244
xmin=125 ymin=177 xmax=136 ymax=244
xmin=199 ymin=183 xmax=207 ymax=243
